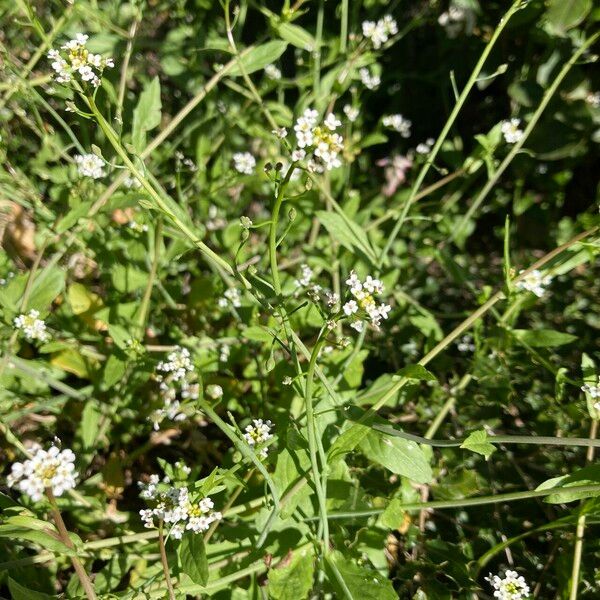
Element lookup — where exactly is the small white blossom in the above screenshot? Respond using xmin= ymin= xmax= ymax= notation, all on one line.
xmin=272 ymin=127 xmax=288 ymax=139
xmin=501 ymin=118 xmax=524 ymax=144
xmin=295 ymin=264 xmax=314 ymax=288
xmin=485 ymin=570 xmax=530 ymax=600
xmin=282 ymin=376 xmax=293 ymax=386
xmin=586 ymin=91 xmax=600 ymax=108
xmin=243 ymin=419 xmax=273 ymax=459
xmin=582 ymin=377 xmax=600 ymax=410
xmin=75 ymin=153 xmax=105 ymax=179
xmin=206 ymin=384 xmax=223 ymax=400
xmin=359 ymin=67 xmax=381 ymax=90
xmin=48 ymin=33 xmax=113 ymax=87
xmin=293 ymin=108 xmax=344 ymax=171
xmin=219 ymin=344 xmax=230 ymax=363
xmin=343 ymin=104 xmax=359 ymax=122
xmin=515 ymin=269 xmax=552 ymax=298
xmin=383 ymin=114 xmax=412 ymax=138
xmin=343 ymin=271 xmax=391 ymax=331
xmin=233 ymin=152 xmax=256 ymax=175
xmin=14 ymin=310 xmax=50 ymax=342
xmin=219 ymin=287 xmax=242 ymax=309
xmin=457 ymin=334 xmax=475 ymax=353
xmin=264 ymin=64 xmax=282 ymax=80
xmin=8 ymin=445 xmax=77 ymax=501
xmin=438 ymin=7 xmax=472 ymax=38
xmin=362 ymin=15 xmax=397 ymax=49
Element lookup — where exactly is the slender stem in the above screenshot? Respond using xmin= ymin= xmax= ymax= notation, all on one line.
xmin=453 ymin=31 xmax=600 ymax=241
xmin=339 ymin=0 xmax=348 ymax=53
xmin=157 ymin=522 xmax=176 ymax=600
xmin=304 ymin=331 xmax=330 ymax=553
xmin=46 ymin=489 xmax=97 ymax=600
xmin=568 ymin=419 xmax=598 ymax=600
xmin=377 ymin=0 xmax=523 ymax=269
xmin=115 ymin=10 xmax=141 ymax=127
xmin=136 ymin=218 xmax=162 ymax=338
xmin=305 ymin=484 xmax=600 ymax=520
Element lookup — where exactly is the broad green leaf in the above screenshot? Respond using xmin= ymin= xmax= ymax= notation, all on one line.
xmin=460 ymin=430 xmax=496 ymax=459
xmin=547 ymin=0 xmax=592 ymax=35
xmin=111 ymin=264 xmax=148 ymax=294
xmin=79 ymin=399 xmax=101 ymax=449
xmin=276 ymin=23 xmax=316 ymax=51
xmin=537 ymin=465 xmax=600 ymax=504
xmin=8 ymin=578 xmax=55 ymax=600
xmin=180 ymin=533 xmax=208 ymax=585
xmin=359 ymin=430 xmax=432 ymax=483
xmin=512 ymin=329 xmax=577 ymax=348
xmin=50 ymin=349 xmax=90 ymax=378
xmin=67 ymin=283 xmax=103 ymax=315
xmin=0 ymin=525 xmax=78 ymax=556
xmin=27 ymin=267 xmax=65 ymax=313
xmin=325 ymin=551 xmax=397 ymax=600
xmin=101 ymin=354 xmax=127 ymax=389
xmin=228 ymin=41 xmax=288 ymax=76
xmin=393 ymin=364 xmax=436 ymax=382
xmin=131 ymin=76 xmax=162 ymax=153
xmin=316 ymin=210 xmax=376 ymax=263
xmin=268 ymin=549 xmax=314 ymax=600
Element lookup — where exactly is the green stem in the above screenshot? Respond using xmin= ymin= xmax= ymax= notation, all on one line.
xmin=453 ymin=31 xmax=600 ymax=241
xmin=339 ymin=0 xmax=348 ymax=53
xmin=136 ymin=219 xmax=162 ymax=338
xmin=377 ymin=0 xmax=523 ymax=269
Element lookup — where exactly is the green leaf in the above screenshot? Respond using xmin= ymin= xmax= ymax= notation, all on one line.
xmin=359 ymin=429 xmax=432 ymax=483
xmin=325 ymin=551 xmax=397 ymax=600
xmin=581 ymin=353 xmax=598 ymax=419
xmin=79 ymin=399 xmax=101 ymax=449
xmin=268 ymin=549 xmax=314 ymax=600
xmin=8 ymin=578 xmax=55 ymax=600
xmin=460 ymin=430 xmax=496 ymax=459
xmin=276 ymin=22 xmax=316 ymax=51
xmin=67 ymin=283 xmax=102 ymax=315
xmin=180 ymin=534 xmax=208 ymax=585
xmin=27 ymin=268 xmax=65 ymax=313
xmin=536 ymin=465 xmax=600 ymax=504
xmin=512 ymin=329 xmax=577 ymax=348
xmin=0 ymin=525 xmax=78 ymax=556
xmin=547 ymin=0 xmax=592 ymax=35
xmin=316 ymin=211 xmax=376 ymax=263
xmin=393 ymin=364 xmax=436 ymax=382
xmin=111 ymin=264 xmax=148 ymax=293
xmin=228 ymin=41 xmax=288 ymax=76
xmin=131 ymin=76 xmax=162 ymax=153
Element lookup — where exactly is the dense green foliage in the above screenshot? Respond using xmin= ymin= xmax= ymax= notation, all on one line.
xmin=1 ymin=0 xmax=599 ymax=598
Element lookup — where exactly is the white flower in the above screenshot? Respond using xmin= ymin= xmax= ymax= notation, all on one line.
xmin=438 ymin=7 xmax=471 ymax=38
xmin=219 ymin=287 xmax=242 ymax=308
xmin=582 ymin=378 xmax=600 ymax=410
xmin=343 ymin=271 xmax=390 ymax=331
xmin=75 ymin=153 xmax=105 ymax=179
xmin=206 ymin=384 xmax=223 ymax=400
xmin=292 ymin=108 xmax=344 ymax=171
xmin=416 ymin=138 xmax=435 ymax=154
xmin=457 ymin=334 xmax=475 ymax=353
xmin=219 ymin=344 xmax=230 ymax=363
xmin=359 ymin=67 xmax=380 ymax=90
xmin=14 ymin=309 xmax=50 ymax=342
xmin=264 ymin=64 xmax=282 ymax=80
xmin=501 ymin=118 xmax=524 ymax=144
xmin=272 ymin=127 xmax=288 ymax=139
xmin=586 ymin=91 xmax=600 ymax=108
xmin=362 ymin=15 xmax=397 ymax=49
xmin=243 ymin=419 xmax=273 ymax=458
xmin=515 ymin=269 xmax=552 ymax=298
xmin=383 ymin=114 xmax=412 ymax=138
xmin=49 ymin=33 xmax=113 ymax=87
xmin=295 ymin=264 xmax=314 ymax=288
xmin=282 ymin=376 xmax=293 ymax=386
xmin=233 ymin=152 xmax=256 ymax=175
xmin=485 ymin=570 xmax=530 ymax=600
xmin=8 ymin=445 xmax=77 ymax=501
xmin=343 ymin=104 xmax=359 ymax=122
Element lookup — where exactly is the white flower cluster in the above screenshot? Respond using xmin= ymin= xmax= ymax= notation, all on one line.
xmin=457 ymin=334 xmax=475 ymax=353
xmin=75 ymin=153 xmax=106 ymax=179
xmin=501 ymin=119 xmax=524 ymax=144
xmin=359 ymin=67 xmax=381 ymax=90
xmin=587 ymin=91 xmax=600 ymax=108
xmin=233 ymin=152 xmax=256 ymax=175
xmin=48 ymin=33 xmax=114 ymax=87
xmin=14 ymin=309 xmax=50 ymax=342
xmin=243 ymin=419 xmax=273 ymax=459
xmin=362 ymin=15 xmax=398 ymax=49
xmin=343 ymin=104 xmax=359 ymax=122
xmin=343 ymin=271 xmax=391 ymax=332
xmin=264 ymin=64 xmax=282 ymax=80
xmin=8 ymin=445 xmax=77 ymax=502
xmin=486 ymin=570 xmax=530 ymax=600
xmin=139 ymin=482 xmax=221 ymax=539
xmin=416 ymin=138 xmax=435 ymax=154
xmin=150 ymin=347 xmax=198 ymax=430
xmin=582 ymin=377 xmax=600 ymax=410
xmin=383 ymin=114 xmax=412 ymax=138
xmin=438 ymin=7 xmax=468 ymax=38
xmin=295 ymin=264 xmax=314 ymax=288
xmin=218 ymin=288 xmax=242 ymax=309
xmin=292 ymin=108 xmax=344 ymax=171
xmin=515 ymin=269 xmax=552 ymax=298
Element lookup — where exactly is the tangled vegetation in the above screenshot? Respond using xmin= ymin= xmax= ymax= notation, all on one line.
xmin=1 ymin=0 xmax=599 ymax=598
